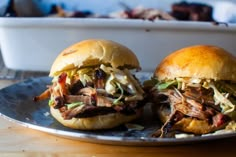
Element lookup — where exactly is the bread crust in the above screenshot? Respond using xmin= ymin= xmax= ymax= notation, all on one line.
xmin=155 ymin=45 xmax=236 ymax=81
xmin=50 ymin=106 xmax=141 ymax=130
xmin=49 ymin=39 xmax=140 ymax=76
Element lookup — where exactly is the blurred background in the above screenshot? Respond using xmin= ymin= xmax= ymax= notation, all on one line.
xmin=0 ymin=0 xmax=236 ymax=80
xmin=0 ymin=0 xmax=236 ymax=22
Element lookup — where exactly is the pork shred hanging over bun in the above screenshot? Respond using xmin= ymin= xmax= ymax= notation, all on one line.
xmin=145 ymin=45 xmax=236 ymax=137
xmin=34 ymin=39 xmax=145 ymax=130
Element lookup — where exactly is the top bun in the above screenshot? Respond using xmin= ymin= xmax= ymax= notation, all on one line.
xmin=155 ymin=45 xmax=236 ymax=81
xmin=50 ymin=39 xmax=140 ymax=76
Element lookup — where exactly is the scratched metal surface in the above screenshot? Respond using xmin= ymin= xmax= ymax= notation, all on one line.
xmin=0 ymin=74 xmax=236 ymax=146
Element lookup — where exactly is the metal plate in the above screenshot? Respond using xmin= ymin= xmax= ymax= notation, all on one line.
xmin=0 ymin=73 xmax=236 ymax=146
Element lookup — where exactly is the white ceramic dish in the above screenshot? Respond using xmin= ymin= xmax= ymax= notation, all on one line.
xmin=0 ymin=17 xmax=236 ymax=72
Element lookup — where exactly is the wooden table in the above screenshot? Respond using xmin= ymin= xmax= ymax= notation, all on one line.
xmin=1 ymin=80 xmax=236 ymax=157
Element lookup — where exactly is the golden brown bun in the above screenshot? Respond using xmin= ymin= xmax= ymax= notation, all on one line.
xmin=155 ymin=45 xmax=236 ymax=81
xmin=50 ymin=107 xmax=141 ymax=130
xmin=174 ymin=118 xmax=215 ymax=134
xmin=50 ymin=39 xmax=140 ymax=76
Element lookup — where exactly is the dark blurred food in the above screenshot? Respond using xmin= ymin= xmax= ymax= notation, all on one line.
xmin=2 ymin=0 xmax=215 ymax=22
xmin=109 ymin=6 xmax=176 ymax=21
xmin=4 ymin=0 xmax=44 ymax=17
xmin=171 ymin=1 xmax=214 ymax=21
xmin=47 ymin=4 xmax=95 ymax=18
xmin=4 ymin=0 xmax=17 ymax=17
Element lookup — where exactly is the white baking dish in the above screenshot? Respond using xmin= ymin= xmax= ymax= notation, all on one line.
xmin=0 ymin=17 xmax=236 ymax=72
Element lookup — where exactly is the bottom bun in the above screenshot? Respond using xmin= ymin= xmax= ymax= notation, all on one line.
xmin=152 ymin=104 xmax=221 ymax=134
xmin=173 ymin=117 xmax=214 ymax=134
xmin=50 ymin=107 xmax=142 ymax=130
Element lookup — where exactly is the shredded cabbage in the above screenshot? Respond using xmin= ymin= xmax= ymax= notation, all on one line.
xmin=105 ymin=73 xmax=117 ymax=95
xmin=66 ymin=102 xmax=84 ymax=109
xmin=48 ymin=99 xmax=54 ymax=106
xmin=77 ymin=68 xmax=93 ymax=86
xmin=226 ymin=121 xmax=236 ymax=131
xmin=102 ymin=64 xmax=143 ymax=100
xmin=123 ymin=69 xmax=144 ymax=95
xmin=53 ymin=64 xmax=144 ymax=106
xmin=113 ymin=82 xmax=124 ymax=105
xmin=65 ymin=69 xmax=77 ymax=84
xmin=125 ymin=123 xmax=144 ymax=131
xmin=157 ymin=77 xmax=236 ymax=115
xmin=156 ymin=80 xmax=177 ymax=90
xmin=80 ymin=74 xmax=92 ymax=86
xmin=125 ymin=94 xmax=143 ymax=101
xmin=208 ymin=83 xmax=235 ymax=114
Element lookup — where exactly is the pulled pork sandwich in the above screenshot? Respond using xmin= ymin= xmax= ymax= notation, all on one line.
xmin=147 ymin=45 xmax=236 ymax=137
xmin=34 ymin=39 xmax=144 ymax=130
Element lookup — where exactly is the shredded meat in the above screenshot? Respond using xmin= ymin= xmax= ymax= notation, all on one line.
xmin=63 ymin=105 xmax=116 ymax=119
xmin=57 ymin=72 xmax=68 ymax=96
xmin=34 ymin=67 xmax=144 ymax=120
xmin=183 ymin=87 xmax=221 ymax=111
xmin=55 ymin=85 xmax=141 ymax=119
xmin=160 ymin=110 xmax=185 ymax=137
xmin=33 ymin=88 xmax=50 ymax=101
xmin=70 ymin=80 xmax=84 ymax=95
xmin=213 ymin=113 xmax=230 ymax=127
xmin=94 ymin=69 xmax=107 ymax=89
xmin=65 ymin=95 xmax=93 ymax=105
xmin=96 ymin=95 xmax=114 ymax=107
xmin=62 ymin=95 xmax=139 ymax=119
xmin=78 ymin=87 xmax=96 ymax=96
xmin=53 ymin=96 xmax=64 ymax=109
xmin=152 ymin=86 xmax=231 ymax=137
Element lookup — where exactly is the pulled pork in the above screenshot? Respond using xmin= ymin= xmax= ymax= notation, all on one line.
xmin=151 ymin=86 xmax=231 ymax=137
xmin=34 ymin=66 xmax=144 ymax=120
